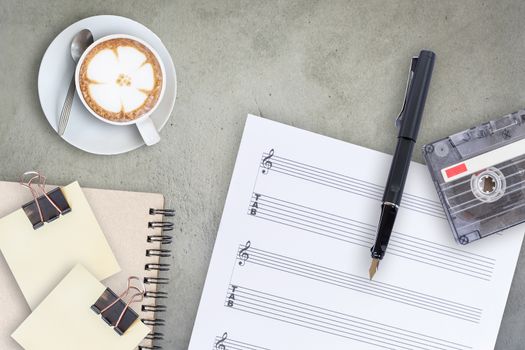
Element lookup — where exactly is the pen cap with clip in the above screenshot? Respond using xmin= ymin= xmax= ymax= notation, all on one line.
xmin=398 ymin=50 xmax=435 ymax=141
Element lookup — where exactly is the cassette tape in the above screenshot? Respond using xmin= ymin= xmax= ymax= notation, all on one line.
xmin=423 ymin=109 xmax=525 ymax=244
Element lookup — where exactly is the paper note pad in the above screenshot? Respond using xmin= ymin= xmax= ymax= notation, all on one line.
xmin=12 ymin=264 xmax=150 ymax=350
xmin=0 ymin=181 xmax=120 ymax=309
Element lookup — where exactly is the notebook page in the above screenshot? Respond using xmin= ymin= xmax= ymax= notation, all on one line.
xmin=188 ymin=115 xmax=524 ymax=350
xmin=0 ymin=181 xmax=120 ymax=309
xmin=12 ymin=264 xmax=150 ymax=350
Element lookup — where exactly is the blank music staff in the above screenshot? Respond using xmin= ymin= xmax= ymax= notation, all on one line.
xmin=259 ymin=152 xmax=445 ymax=219
xmin=235 ymin=243 xmax=482 ymax=323
xmin=213 ymin=332 xmax=271 ymax=350
xmin=224 ymin=285 xmax=472 ymax=350
xmin=248 ymin=193 xmax=495 ymax=281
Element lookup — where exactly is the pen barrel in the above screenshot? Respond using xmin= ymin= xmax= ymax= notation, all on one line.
xmin=382 ymin=138 xmax=415 ymax=205
xmin=371 ymin=203 xmax=398 ymax=259
xmin=398 ymin=50 xmax=435 ymax=141
xmin=373 ymin=138 xmax=414 ymax=259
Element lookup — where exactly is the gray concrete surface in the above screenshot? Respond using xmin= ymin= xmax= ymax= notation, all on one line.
xmin=1 ymin=1 xmax=525 ymax=349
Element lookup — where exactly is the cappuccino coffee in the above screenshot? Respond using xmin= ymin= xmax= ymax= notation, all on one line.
xmin=78 ymin=38 xmax=163 ymax=122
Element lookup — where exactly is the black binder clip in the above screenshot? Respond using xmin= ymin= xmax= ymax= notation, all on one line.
xmin=91 ymin=276 xmax=145 ymax=335
xmin=20 ymin=171 xmax=71 ymax=229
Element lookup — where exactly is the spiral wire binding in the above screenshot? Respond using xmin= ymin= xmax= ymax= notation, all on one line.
xmin=146 ymin=249 xmax=172 ymax=257
xmin=146 ymin=333 xmax=165 ymax=341
xmin=144 ymin=277 xmax=170 ymax=285
xmin=142 ymin=304 xmax=167 ymax=312
xmin=145 ymin=263 xmax=171 ymax=271
xmin=142 ymin=318 xmax=166 ymax=326
xmin=138 ymin=207 xmax=173 ymax=350
xmin=148 ymin=221 xmax=174 ymax=231
xmin=149 ymin=208 xmax=175 ymax=217
xmin=147 ymin=235 xmax=173 ymax=244
xmin=145 ymin=291 xmax=168 ymax=299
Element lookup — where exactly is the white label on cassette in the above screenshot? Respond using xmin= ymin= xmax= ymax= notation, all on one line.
xmin=441 ymin=137 xmax=525 ymax=182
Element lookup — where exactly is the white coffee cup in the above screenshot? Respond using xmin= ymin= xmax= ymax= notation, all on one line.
xmin=75 ymin=34 xmax=166 ymax=146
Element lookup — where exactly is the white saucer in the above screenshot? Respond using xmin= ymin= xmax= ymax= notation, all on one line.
xmin=38 ymin=15 xmax=177 ymax=155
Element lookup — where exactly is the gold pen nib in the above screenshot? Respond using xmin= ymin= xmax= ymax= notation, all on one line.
xmin=369 ymin=258 xmax=380 ymax=280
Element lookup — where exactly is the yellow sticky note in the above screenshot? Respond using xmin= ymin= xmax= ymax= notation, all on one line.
xmin=0 ymin=181 xmax=120 ymax=309
xmin=12 ymin=264 xmax=150 ymax=350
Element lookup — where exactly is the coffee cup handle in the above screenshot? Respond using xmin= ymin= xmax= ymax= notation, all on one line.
xmin=136 ymin=117 xmax=161 ymax=146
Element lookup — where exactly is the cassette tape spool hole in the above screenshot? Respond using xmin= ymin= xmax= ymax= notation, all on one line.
xmin=424 ymin=141 xmax=449 ymax=157
xmin=470 ymin=167 xmax=506 ymax=203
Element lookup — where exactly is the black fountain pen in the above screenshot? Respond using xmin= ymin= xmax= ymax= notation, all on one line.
xmin=369 ymin=50 xmax=435 ymax=280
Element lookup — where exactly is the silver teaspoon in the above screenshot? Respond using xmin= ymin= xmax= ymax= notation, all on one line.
xmin=57 ymin=29 xmax=94 ymax=136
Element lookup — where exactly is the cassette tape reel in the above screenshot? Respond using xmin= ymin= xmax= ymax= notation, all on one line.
xmin=423 ymin=109 xmax=525 ymax=244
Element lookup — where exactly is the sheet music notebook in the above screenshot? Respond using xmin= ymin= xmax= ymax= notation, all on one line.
xmin=0 ymin=182 xmax=172 ymax=350
xmin=189 ymin=115 xmax=524 ymax=350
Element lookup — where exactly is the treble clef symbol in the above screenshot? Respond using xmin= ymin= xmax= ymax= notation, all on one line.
xmin=215 ymin=332 xmax=228 ymax=350
xmin=261 ymin=149 xmax=274 ymax=174
xmin=238 ymin=241 xmax=251 ymax=266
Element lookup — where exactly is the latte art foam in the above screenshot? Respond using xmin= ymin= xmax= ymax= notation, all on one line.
xmin=79 ymin=38 xmax=163 ymax=122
